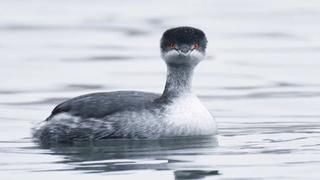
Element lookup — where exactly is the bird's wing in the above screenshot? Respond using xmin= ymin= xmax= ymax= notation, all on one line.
xmin=48 ymin=91 xmax=161 ymax=120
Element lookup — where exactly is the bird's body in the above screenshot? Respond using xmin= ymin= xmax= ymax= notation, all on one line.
xmin=36 ymin=91 xmax=215 ymax=143
xmin=33 ymin=27 xmax=217 ymax=145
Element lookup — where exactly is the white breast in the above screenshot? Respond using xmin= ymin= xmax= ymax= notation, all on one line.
xmin=163 ymin=94 xmax=217 ymax=136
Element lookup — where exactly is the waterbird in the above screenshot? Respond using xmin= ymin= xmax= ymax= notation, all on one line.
xmin=33 ymin=26 xmax=217 ymax=145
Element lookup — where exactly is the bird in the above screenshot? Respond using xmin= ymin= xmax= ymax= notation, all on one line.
xmin=33 ymin=26 xmax=217 ymax=146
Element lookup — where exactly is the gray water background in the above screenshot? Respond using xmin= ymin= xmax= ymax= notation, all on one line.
xmin=1 ymin=0 xmax=320 ymax=179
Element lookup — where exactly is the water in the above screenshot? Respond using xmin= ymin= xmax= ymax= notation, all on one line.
xmin=1 ymin=0 xmax=320 ymax=179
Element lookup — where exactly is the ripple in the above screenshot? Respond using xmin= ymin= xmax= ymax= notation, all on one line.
xmin=89 ymin=55 xmax=135 ymax=61
xmin=66 ymin=55 xmax=149 ymax=62
xmin=174 ymin=170 xmax=220 ymax=179
xmin=0 ymin=24 xmax=63 ymax=31
xmin=226 ymin=32 xmax=300 ymax=39
xmin=0 ymin=90 xmax=24 ymax=95
xmin=63 ymin=84 xmax=104 ymax=91
xmin=219 ymin=82 xmax=302 ymax=91
xmin=219 ymin=122 xmax=320 ymax=137
xmin=220 ymin=46 xmax=320 ymax=53
xmin=3 ymin=97 xmax=68 ymax=106
xmin=201 ymin=91 xmax=320 ymax=100
xmin=0 ymin=24 xmax=150 ymax=37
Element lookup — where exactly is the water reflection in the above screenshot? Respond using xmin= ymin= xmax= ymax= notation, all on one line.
xmin=37 ymin=136 xmax=218 ymax=175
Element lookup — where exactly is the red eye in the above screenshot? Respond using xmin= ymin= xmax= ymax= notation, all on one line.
xmin=169 ymin=43 xmax=176 ymax=48
xmin=194 ymin=43 xmax=200 ymax=49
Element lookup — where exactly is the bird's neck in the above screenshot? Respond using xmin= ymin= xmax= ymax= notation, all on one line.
xmin=161 ymin=64 xmax=195 ymax=99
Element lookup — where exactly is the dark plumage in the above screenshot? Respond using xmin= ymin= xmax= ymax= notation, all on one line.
xmin=50 ymin=91 xmax=160 ymax=119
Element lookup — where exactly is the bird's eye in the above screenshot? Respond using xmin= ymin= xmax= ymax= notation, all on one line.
xmin=168 ymin=43 xmax=176 ymax=49
xmin=194 ymin=43 xmax=200 ymax=49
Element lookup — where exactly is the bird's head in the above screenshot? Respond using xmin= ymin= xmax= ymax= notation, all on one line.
xmin=160 ymin=26 xmax=207 ymax=67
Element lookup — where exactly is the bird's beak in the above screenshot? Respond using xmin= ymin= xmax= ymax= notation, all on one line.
xmin=178 ymin=45 xmax=192 ymax=56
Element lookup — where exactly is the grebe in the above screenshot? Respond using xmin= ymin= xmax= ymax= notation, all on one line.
xmin=34 ymin=26 xmax=217 ymax=145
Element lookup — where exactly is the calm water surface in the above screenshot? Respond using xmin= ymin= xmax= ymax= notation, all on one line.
xmin=1 ymin=0 xmax=320 ymax=179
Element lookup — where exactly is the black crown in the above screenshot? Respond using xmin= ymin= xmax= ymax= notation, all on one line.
xmin=161 ymin=26 xmax=207 ymax=51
